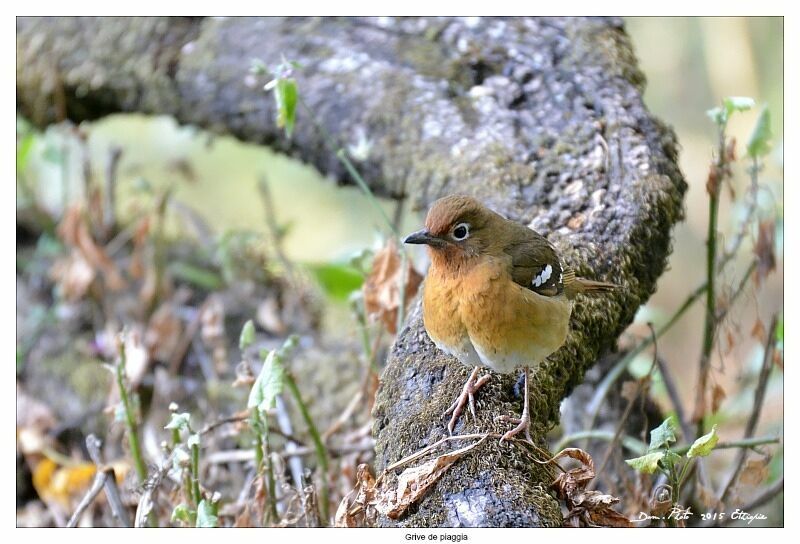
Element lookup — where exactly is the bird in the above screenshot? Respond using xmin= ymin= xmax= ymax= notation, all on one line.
xmin=403 ymin=194 xmax=616 ymax=443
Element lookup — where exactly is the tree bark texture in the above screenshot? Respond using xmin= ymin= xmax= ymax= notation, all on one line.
xmin=17 ymin=16 xmax=687 ymax=527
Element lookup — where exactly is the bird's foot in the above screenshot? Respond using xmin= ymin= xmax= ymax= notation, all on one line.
xmin=444 ymin=367 xmax=490 ymax=434
xmin=498 ymin=412 xmax=532 ymax=445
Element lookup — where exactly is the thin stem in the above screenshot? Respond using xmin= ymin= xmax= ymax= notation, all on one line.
xmin=285 ymin=373 xmax=330 ymax=525
xmin=717 ymin=316 xmax=778 ymax=503
xmin=115 ymin=341 xmax=147 ymax=483
xmin=674 ymin=458 xmax=694 ymax=504
xmin=673 ymin=436 xmax=780 ymax=456
xmin=84 ymin=434 xmax=132 ymax=528
xmin=149 ymin=189 xmax=171 ymax=316
xmin=190 ymin=441 xmax=201 ymax=506
xmin=67 ymin=470 xmax=108 ymax=527
xmin=555 ymin=431 xmax=778 ymax=458
xmin=655 ymin=355 xmax=692 ymax=440
xmin=586 ymin=285 xmax=703 ymax=430
xmin=257 ymin=175 xmax=297 ymax=282
xmin=352 ymin=297 xmax=379 ymax=373
xmin=257 ymin=410 xmax=279 ymax=526
xmin=553 ymin=430 xmax=648 ymax=456
xmin=719 ymin=157 xmax=761 ymax=270
xmin=103 ymin=146 xmax=122 ymax=237
xmin=590 ymin=324 xmax=658 ymax=491
xmin=718 ymin=477 xmax=783 ymax=527
xmin=264 ymin=444 xmax=278 ymax=526
xmin=296 ymin=96 xmax=410 ymax=330
xmin=695 ymin=123 xmax=728 ymax=438
xmin=718 ymin=259 xmax=758 ymax=323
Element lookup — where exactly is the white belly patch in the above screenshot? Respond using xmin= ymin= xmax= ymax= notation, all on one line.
xmin=432 ymin=336 xmax=483 ymax=368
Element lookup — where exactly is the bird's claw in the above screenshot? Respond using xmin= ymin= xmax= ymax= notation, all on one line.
xmin=444 ymin=369 xmax=490 ymax=435
xmin=498 ymin=413 xmax=533 ymax=445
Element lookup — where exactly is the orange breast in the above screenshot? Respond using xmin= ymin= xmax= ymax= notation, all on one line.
xmin=422 ymin=257 xmax=571 ymax=373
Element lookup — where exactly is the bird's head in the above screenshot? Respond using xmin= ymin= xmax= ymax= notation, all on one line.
xmin=403 ymin=195 xmax=502 ymax=263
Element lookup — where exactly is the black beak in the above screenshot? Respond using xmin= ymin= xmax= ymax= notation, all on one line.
xmin=403 ymin=229 xmax=443 ymax=247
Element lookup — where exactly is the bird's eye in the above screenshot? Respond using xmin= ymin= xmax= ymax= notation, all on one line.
xmin=452 ymin=223 xmax=470 ymax=241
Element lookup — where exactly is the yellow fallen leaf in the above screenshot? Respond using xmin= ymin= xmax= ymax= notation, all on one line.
xmin=33 ymin=459 xmax=96 ymax=509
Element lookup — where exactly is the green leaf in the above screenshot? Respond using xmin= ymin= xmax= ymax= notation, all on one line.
xmin=707 ymin=97 xmax=755 ymax=127
xmin=239 ymin=319 xmax=256 ymax=350
xmin=661 ymin=450 xmax=682 ymax=472
xmin=625 ymin=451 xmax=665 ymax=474
xmin=687 ymin=424 xmax=719 ymax=458
xmin=168 ymin=262 xmax=224 ymax=290
xmin=273 ymin=77 xmax=298 ymax=138
xmin=16 ymin=132 xmax=35 ymax=173
xmin=165 ymin=412 xmax=192 ymax=432
xmin=649 ymin=416 xmax=678 ymax=450
xmin=250 ymin=58 xmax=268 ymax=75
xmin=247 ymin=349 xmax=286 ymax=412
xmin=706 ymin=107 xmax=725 ymax=126
xmin=171 ymin=503 xmax=192 ymax=524
xmin=196 ymin=500 xmax=219 ymax=527
xmin=747 ymin=107 xmax=772 ymax=158
xmin=171 ymin=445 xmax=191 ymax=470
xmin=723 ymin=96 xmax=755 ymax=114
xmin=306 ymin=263 xmax=364 ymax=301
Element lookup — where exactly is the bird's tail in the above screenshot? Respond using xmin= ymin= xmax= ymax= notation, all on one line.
xmin=563 ymin=269 xmax=618 ymax=298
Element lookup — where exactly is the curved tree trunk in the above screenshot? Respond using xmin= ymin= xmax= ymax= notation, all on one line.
xmin=17 ymin=16 xmax=687 ymax=527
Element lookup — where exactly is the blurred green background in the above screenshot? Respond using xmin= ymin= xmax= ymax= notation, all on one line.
xmin=625 ymin=16 xmax=783 ymax=435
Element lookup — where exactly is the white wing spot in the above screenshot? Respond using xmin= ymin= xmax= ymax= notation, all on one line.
xmin=533 ymin=264 xmax=553 ymax=288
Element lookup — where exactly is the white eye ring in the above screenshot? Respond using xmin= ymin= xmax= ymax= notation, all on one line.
xmin=452 ymin=223 xmax=470 ymax=241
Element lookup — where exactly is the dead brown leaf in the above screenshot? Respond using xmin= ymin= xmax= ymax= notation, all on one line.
xmin=335 ymin=464 xmax=379 ymax=527
xmin=551 ymin=448 xmax=633 ymax=528
xmin=363 ymin=238 xmax=422 ymax=334
xmin=620 ymin=380 xmax=639 ymax=403
xmin=201 ymin=295 xmax=228 ymax=374
xmin=739 ymin=457 xmax=770 ymax=486
xmin=380 ymin=437 xmax=486 ymax=519
xmin=552 ymin=448 xmax=596 ymax=498
xmin=774 ymin=349 xmax=784 ymax=372
xmin=129 ymin=217 xmax=151 ymax=279
xmin=725 ymin=329 xmax=737 ymax=355
xmin=17 ymin=382 xmax=58 ymax=455
xmin=57 ymin=204 xmax=126 ymax=292
xmin=49 ymin=251 xmax=96 ymax=302
xmin=697 ymin=484 xmax=720 ymax=509
xmin=257 ymin=296 xmax=286 ymax=335
xmin=146 ymin=303 xmax=183 ymax=363
xmin=751 ymin=318 xmax=767 ymax=343
xmin=650 ymin=485 xmax=673 ymax=517
xmin=711 ymin=383 xmax=727 ymax=414
xmin=335 ymin=436 xmax=486 ymax=525
xmin=124 ymin=328 xmax=150 ymax=388
xmin=754 ymin=220 xmax=776 ymax=287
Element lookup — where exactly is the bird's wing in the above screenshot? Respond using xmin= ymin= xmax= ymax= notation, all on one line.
xmin=503 ymin=226 xmax=564 ymax=297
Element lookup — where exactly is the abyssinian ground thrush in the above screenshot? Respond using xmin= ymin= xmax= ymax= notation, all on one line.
xmin=404 ymin=195 xmax=615 ymax=443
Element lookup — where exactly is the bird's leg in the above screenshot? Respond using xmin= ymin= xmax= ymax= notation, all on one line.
xmin=444 ymin=367 xmax=491 ymax=434
xmin=499 ymin=366 xmax=532 ymax=444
